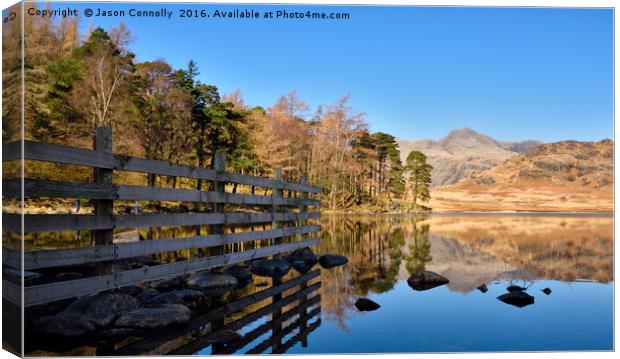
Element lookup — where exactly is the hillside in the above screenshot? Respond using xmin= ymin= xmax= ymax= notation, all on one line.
xmin=398 ymin=128 xmax=541 ymax=187
xmin=430 ymin=140 xmax=613 ymax=212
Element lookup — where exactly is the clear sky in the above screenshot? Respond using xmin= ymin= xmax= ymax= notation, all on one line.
xmin=30 ymin=2 xmax=614 ymax=142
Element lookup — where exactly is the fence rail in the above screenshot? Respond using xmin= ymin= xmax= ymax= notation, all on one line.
xmin=2 ymin=137 xmax=322 ymax=307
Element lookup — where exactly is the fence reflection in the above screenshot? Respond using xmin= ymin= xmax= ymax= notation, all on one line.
xmin=104 ymin=269 xmax=321 ymax=355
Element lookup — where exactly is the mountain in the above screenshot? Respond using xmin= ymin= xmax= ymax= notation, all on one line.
xmin=398 ymin=128 xmax=541 ymax=187
xmin=430 ymin=139 xmax=613 ymax=212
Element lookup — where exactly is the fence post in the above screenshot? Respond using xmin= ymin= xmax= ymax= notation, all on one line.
xmin=93 ymin=125 xmax=114 ymax=275
xmin=212 ymin=151 xmax=226 ymax=256
xmin=271 ymin=167 xmax=283 ymax=352
xmin=299 ymin=173 xmax=309 ymax=347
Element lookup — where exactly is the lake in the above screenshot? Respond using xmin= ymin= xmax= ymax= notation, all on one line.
xmin=23 ymin=213 xmax=613 ymax=355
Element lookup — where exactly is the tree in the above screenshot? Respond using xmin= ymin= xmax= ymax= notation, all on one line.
xmin=405 ymin=150 xmax=433 ymax=212
xmin=73 ymin=25 xmax=134 ymax=128
xmin=132 ymin=60 xmax=192 ymax=186
xmin=370 ymin=132 xmax=404 ymax=199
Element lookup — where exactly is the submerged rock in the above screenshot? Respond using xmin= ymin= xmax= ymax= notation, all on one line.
xmin=407 ymin=270 xmax=449 ymax=291
xmin=224 ymin=265 xmax=252 ymax=284
xmin=250 ymin=259 xmax=291 ymax=278
xmin=542 ymin=287 xmax=552 ymax=295
xmin=497 ymin=291 xmax=535 ymax=308
xmin=136 ymin=288 xmax=160 ymax=304
xmin=34 ymin=293 xmax=139 ymax=337
xmin=318 ymin=254 xmax=349 ymax=269
xmin=115 ymin=304 xmax=191 ymax=329
xmin=148 ymin=289 xmax=205 ymax=307
xmin=291 ymin=260 xmax=311 ymax=274
xmin=354 ymin=298 xmax=381 ymax=312
xmin=185 ymin=272 xmax=238 ymax=296
xmin=506 ymin=285 xmax=525 ymax=292
xmin=35 ymin=314 xmax=96 ymax=337
xmin=154 ymin=276 xmax=185 ymax=292
xmin=476 ymin=284 xmax=488 ymax=293
xmin=285 ymin=248 xmax=318 ymax=267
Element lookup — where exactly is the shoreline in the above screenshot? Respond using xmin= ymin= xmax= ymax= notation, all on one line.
xmin=321 ymin=210 xmax=614 ymax=217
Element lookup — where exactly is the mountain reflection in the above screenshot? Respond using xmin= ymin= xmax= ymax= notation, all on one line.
xmin=316 ymin=214 xmax=613 ymax=325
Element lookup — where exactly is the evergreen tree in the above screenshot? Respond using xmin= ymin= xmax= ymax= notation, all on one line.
xmin=405 ymin=150 xmax=433 ymax=212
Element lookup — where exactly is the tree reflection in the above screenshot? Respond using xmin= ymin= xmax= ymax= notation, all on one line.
xmin=405 ymin=219 xmax=432 ymax=275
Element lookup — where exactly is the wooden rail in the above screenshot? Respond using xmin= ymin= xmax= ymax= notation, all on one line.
xmin=2 ymin=137 xmax=322 ymax=307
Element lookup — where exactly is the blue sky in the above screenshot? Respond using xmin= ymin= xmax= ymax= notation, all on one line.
xmin=27 ymin=2 xmax=614 ymax=142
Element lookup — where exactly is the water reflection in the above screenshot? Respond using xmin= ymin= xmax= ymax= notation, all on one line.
xmin=314 ymin=214 xmax=613 ymax=341
xmin=22 ymin=214 xmax=614 ymax=354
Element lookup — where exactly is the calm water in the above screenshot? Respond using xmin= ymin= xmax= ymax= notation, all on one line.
xmin=201 ymin=214 xmax=613 ymax=354
xmin=24 ymin=214 xmax=613 ymax=355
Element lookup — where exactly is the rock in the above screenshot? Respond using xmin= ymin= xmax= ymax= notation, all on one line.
xmin=224 ymin=265 xmax=252 ymax=284
xmin=185 ymin=272 xmax=238 ymax=296
xmin=147 ymin=289 xmax=204 ymax=307
xmin=318 ymin=255 xmax=349 ymax=269
xmin=35 ymin=314 xmax=96 ymax=337
xmin=291 ymin=260 xmax=311 ymax=274
xmin=285 ymin=248 xmax=318 ymax=267
xmin=250 ymin=259 xmax=291 ymax=278
xmin=34 ymin=293 xmax=139 ymax=337
xmin=154 ymin=277 xmax=185 ymax=292
xmin=208 ymin=329 xmax=243 ymax=344
xmin=407 ymin=270 xmax=449 ymax=291
xmin=497 ymin=291 xmax=535 ymax=308
xmin=115 ymin=304 xmax=191 ymax=329
xmin=119 ymin=285 xmax=143 ymax=297
xmin=354 ymin=298 xmax=380 ymax=312
xmin=62 ymin=293 xmax=139 ymax=327
xmin=136 ymin=288 xmax=160 ymax=304
xmin=542 ymin=287 xmax=552 ymax=295
xmin=476 ymin=284 xmax=488 ymax=293
xmin=506 ymin=285 xmax=525 ymax=292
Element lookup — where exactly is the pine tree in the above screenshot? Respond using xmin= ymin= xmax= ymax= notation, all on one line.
xmin=405 ymin=150 xmax=433 ymax=212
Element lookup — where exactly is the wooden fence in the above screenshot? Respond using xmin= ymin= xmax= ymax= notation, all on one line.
xmin=2 ymin=134 xmax=322 ymax=308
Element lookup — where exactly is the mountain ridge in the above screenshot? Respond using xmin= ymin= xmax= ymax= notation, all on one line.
xmin=397 ymin=128 xmax=542 ymax=187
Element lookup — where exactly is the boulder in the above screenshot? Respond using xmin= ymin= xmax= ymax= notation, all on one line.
xmin=119 ymin=285 xmax=143 ymax=297
xmin=318 ymin=255 xmax=348 ymax=269
xmin=542 ymin=287 xmax=552 ymax=295
xmin=476 ymin=284 xmax=488 ymax=293
xmin=185 ymin=272 xmax=238 ymax=296
xmin=147 ymin=289 xmax=204 ymax=307
xmin=115 ymin=304 xmax=191 ymax=329
xmin=35 ymin=314 xmax=96 ymax=337
xmin=285 ymin=248 xmax=318 ymax=267
xmin=60 ymin=293 xmax=139 ymax=327
xmin=354 ymin=298 xmax=381 ymax=312
xmin=136 ymin=288 xmax=160 ymax=304
xmin=34 ymin=293 xmax=139 ymax=337
xmin=224 ymin=265 xmax=252 ymax=284
xmin=497 ymin=291 xmax=535 ymax=308
xmin=250 ymin=259 xmax=291 ymax=278
xmin=291 ymin=260 xmax=311 ymax=275
xmin=506 ymin=285 xmax=525 ymax=292
xmin=154 ymin=276 xmax=185 ymax=292
xmin=407 ymin=270 xmax=449 ymax=291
